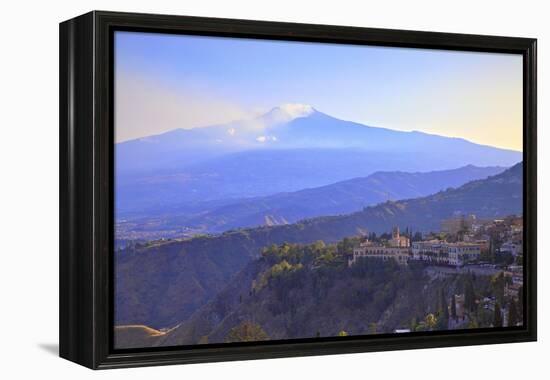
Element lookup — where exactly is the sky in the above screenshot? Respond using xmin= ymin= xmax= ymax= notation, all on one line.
xmin=115 ymin=31 xmax=523 ymax=151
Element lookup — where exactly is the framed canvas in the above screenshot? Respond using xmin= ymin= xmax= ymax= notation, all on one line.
xmin=59 ymin=11 xmax=537 ymax=369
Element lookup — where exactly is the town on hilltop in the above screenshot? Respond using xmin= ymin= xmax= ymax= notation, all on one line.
xmin=349 ymin=214 xmax=523 ymax=268
xmin=348 ymin=214 xmax=524 ymax=331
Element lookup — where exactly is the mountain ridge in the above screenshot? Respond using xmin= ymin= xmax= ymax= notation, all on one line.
xmin=122 ymin=164 xmax=506 ymax=235
xmin=120 ymin=104 xmax=520 ymax=153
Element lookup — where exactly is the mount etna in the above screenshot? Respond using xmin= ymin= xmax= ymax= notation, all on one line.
xmin=116 ymin=105 xmax=520 ymax=219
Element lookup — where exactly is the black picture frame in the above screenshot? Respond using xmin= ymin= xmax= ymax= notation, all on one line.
xmin=59 ymin=10 xmax=537 ymax=369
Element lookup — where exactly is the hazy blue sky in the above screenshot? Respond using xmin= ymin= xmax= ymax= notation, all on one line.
xmin=115 ymin=31 xmax=523 ymax=151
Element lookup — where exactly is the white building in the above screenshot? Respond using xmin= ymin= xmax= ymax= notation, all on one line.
xmin=500 ymin=240 xmax=523 ymax=257
xmin=446 ymin=243 xmax=482 ymax=266
xmin=349 ymin=228 xmax=482 ymax=268
xmin=349 ymin=227 xmax=410 ymax=266
xmin=349 ymin=244 xmax=410 ymax=266
xmin=411 ymin=240 xmax=482 ymax=266
xmin=411 ymin=240 xmax=445 ymax=262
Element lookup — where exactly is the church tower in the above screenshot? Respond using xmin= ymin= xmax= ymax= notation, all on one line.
xmin=392 ymin=226 xmax=400 ymax=239
xmin=390 ymin=226 xmax=410 ymax=248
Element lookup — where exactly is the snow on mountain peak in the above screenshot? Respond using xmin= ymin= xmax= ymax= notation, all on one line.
xmin=263 ymin=103 xmax=315 ymax=124
xmin=277 ymin=103 xmax=315 ymax=118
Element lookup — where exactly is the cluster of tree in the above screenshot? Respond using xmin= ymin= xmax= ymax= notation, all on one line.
xmin=225 ymin=321 xmax=269 ymax=343
xmin=479 ymin=236 xmax=516 ymax=266
xmin=178 ymin=237 xmax=523 ymax=346
xmin=260 ymin=238 xmax=366 ymax=271
xmin=251 ymin=240 xmax=430 ymax=338
xmin=461 ymin=271 xmax=522 ymax=329
xmin=508 ymin=298 xmax=519 ymax=327
xmin=410 ymin=271 xmax=515 ymax=332
xmin=411 ymin=288 xmax=450 ymax=332
xmin=253 ymin=259 xmax=304 ymax=292
xmin=257 ymin=240 xmax=518 ymax=337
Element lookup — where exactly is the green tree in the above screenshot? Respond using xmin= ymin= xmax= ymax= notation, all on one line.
xmin=337 ymin=237 xmax=359 ymax=255
xmin=457 ymin=216 xmax=469 ymax=241
xmin=440 ymin=289 xmax=449 ymax=319
xmin=450 ymin=294 xmax=457 ymax=320
xmin=225 ymin=321 xmax=269 ymax=343
xmin=369 ymin=322 xmax=378 ymax=334
xmin=409 ymin=318 xmax=417 ymax=332
xmin=515 ymin=255 xmax=523 ymax=266
xmin=464 ymin=277 xmax=477 ymax=312
xmin=518 ymin=285 xmax=524 ymax=313
xmin=425 ymin=314 xmax=437 ymax=330
xmin=482 ymin=239 xmax=496 ymax=263
xmin=312 ymin=240 xmax=326 ymax=251
xmin=491 ymin=272 xmax=505 ymax=305
xmin=508 ymin=299 xmax=518 ymax=327
xmin=435 ymin=313 xmax=448 ymax=330
xmin=493 ymin=302 xmax=503 ymax=327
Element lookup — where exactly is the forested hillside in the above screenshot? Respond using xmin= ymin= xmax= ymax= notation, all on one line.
xmin=116 ymin=240 xmax=499 ymax=348
xmin=115 ymin=163 xmax=522 ymax=329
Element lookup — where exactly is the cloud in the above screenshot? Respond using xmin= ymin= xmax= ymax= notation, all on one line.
xmin=255 ymin=135 xmax=278 ymax=143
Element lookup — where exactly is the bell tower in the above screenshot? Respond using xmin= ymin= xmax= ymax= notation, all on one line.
xmin=392 ymin=226 xmax=400 ymax=239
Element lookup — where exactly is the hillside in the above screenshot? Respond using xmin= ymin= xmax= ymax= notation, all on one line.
xmin=115 ymin=163 xmax=522 ymax=329
xmin=116 ymin=241 xmax=497 ymax=348
xmin=172 ymin=165 xmax=506 ymax=233
xmin=117 ymin=165 xmax=505 ymax=239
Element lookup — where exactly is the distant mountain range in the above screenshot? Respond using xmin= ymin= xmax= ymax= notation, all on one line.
xmin=116 ymin=104 xmax=521 ymax=217
xmin=115 ymin=163 xmax=522 ymax=329
xmin=120 ymin=165 xmax=506 ymax=237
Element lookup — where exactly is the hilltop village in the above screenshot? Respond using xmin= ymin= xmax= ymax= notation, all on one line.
xmin=349 ymin=214 xmax=523 ymax=269
xmin=348 ymin=214 xmax=524 ymax=331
